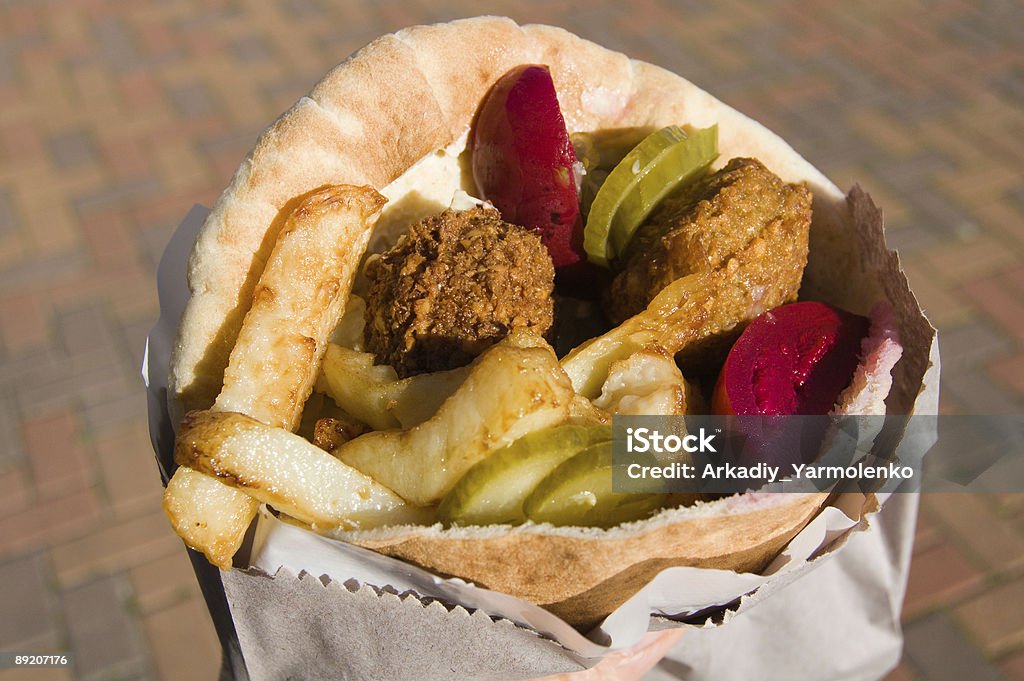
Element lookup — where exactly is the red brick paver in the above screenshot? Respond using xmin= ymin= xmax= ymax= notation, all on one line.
xmin=0 ymin=1 xmax=1022 ymax=680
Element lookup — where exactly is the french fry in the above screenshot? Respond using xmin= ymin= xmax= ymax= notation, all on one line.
xmin=339 ymin=331 xmax=574 ymax=505
xmin=163 ymin=467 xmax=258 ymax=569
xmin=214 ymin=185 xmax=386 ymax=426
xmin=176 ymin=410 xmax=430 ymax=529
xmin=163 ymin=185 xmax=386 ymax=566
xmin=317 ymin=343 xmax=469 ymax=430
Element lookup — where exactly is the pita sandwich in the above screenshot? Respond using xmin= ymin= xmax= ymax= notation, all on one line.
xmin=167 ymin=16 xmax=936 ymax=627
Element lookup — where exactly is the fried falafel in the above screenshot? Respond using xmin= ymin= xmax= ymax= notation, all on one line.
xmin=364 ymin=207 xmax=555 ymax=377
xmin=606 ymin=157 xmax=813 ymax=324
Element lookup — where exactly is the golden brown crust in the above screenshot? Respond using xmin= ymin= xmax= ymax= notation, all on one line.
xmin=214 ymin=184 xmax=385 ymax=429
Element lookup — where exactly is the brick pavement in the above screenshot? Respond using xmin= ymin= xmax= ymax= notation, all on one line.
xmin=0 ymin=1 xmax=1021 ymax=679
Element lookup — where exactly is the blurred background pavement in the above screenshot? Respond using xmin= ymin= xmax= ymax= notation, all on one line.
xmin=0 ymin=1 xmax=1022 ymax=679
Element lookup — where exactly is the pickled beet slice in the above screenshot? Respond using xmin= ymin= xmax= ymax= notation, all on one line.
xmin=471 ymin=65 xmax=584 ymax=272
xmin=713 ymin=301 xmax=870 ymax=416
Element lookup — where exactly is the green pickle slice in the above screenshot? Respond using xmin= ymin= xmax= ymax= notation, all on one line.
xmin=437 ymin=424 xmax=612 ymax=527
xmin=573 ymin=127 xmax=656 ymax=221
xmin=523 ymin=440 xmax=667 ymax=528
xmin=583 ymin=124 xmax=719 ymax=267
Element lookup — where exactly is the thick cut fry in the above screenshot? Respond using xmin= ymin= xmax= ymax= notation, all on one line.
xmin=317 ymin=343 xmax=469 ymax=430
xmin=561 ymin=215 xmax=809 ymax=398
xmin=164 ymin=185 xmax=386 ymax=565
xmin=177 ymin=410 xmax=429 ymax=529
xmin=162 ymin=467 xmax=258 ymax=569
xmin=340 ymin=332 xmax=574 ymax=505
xmin=215 ymin=185 xmax=387 ymax=427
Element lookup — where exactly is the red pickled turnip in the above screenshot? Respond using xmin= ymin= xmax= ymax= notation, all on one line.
xmin=471 ymin=65 xmax=587 ymax=278
xmin=713 ymin=301 xmax=870 ymax=416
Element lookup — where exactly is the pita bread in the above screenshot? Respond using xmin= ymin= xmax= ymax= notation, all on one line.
xmin=167 ymin=17 xmax=935 ymax=626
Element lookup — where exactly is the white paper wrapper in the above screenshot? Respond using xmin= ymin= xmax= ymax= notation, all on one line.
xmin=145 ymin=204 xmax=939 ymax=680
xmin=249 ymin=497 xmax=867 ymax=657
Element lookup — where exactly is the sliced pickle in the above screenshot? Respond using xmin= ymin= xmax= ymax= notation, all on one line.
xmin=573 ymin=128 xmax=655 ymax=221
xmin=572 ymin=127 xmax=657 ymax=174
xmin=583 ymin=125 xmax=719 ymax=267
xmin=437 ymin=424 xmax=612 ymax=527
xmin=523 ymin=440 xmax=667 ymax=528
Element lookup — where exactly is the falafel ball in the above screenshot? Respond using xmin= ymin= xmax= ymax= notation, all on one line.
xmin=364 ymin=207 xmax=555 ymax=377
xmin=606 ymin=157 xmax=813 ymax=324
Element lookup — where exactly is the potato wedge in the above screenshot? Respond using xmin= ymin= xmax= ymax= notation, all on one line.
xmin=177 ymin=410 xmax=428 ymax=529
xmin=164 ymin=185 xmax=386 ymax=565
xmin=162 ymin=466 xmax=259 ymax=570
xmin=214 ymin=185 xmax=387 ymax=427
xmin=339 ymin=332 xmax=574 ymax=505
xmin=317 ymin=343 xmax=469 ymax=430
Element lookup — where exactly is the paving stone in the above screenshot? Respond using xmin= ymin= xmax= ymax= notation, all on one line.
xmin=870 ymin=153 xmax=958 ymax=196
xmin=956 ymin=576 xmax=1024 ymax=656
xmin=899 ymin=263 xmax=972 ymax=329
xmin=940 ymin=367 xmax=1023 ymax=415
xmin=0 ymin=188 xmax=18 ymax=236
xmin=71 ymin=177 xmax=163 ymax=219
xmin=91 ymin=15 xmax=139 ymax=73
xmin=11 ymin=368 xmax=80 ymax=417
xmin=0 ymin=487 xmax=101 ymax=559
xmin=81 ymin=387 xmax=148 ymax=431
xmin=22 ymin=407 xmax=93 ymax=500
xmin=0 ymin=247 xmax=85 ymax=293
xmin=47 ymin=129 xmax=97 ymax=170
xmin=880 ymin=661 xmax=919 ymax=681
xmin=923 ymin=235 xmax=1017 ymax=283
xmin=1001 ymin=650 xmax=1024 ymax=681
xmin=0 ymin=342 xmax=65 ymax=386
xmin=50 ymin=511 xmax=183 ymax=589
xmin=0 ymin=390 xmax=24 ymax=467
xmin=903 ymin=541 xmax=983 ymax=620
xmin=120 ymin=315 xmax=153 ymax=375
xmin=0 ymin=552 xmax=56 ymax=650
xmin=54 ymin=304 xmax=116 ymax=360
xmin=73 ymin=364 xmax=137 ymax=411
xmin=937 ymin=320 xmax=1013 ymax=373
xmin=884 ymin=221 xmax=941 ymax=258
xmin=906 ymin=190 xmax=990 ymax=241
xmin=904 ymin=612 xmax=1005 ymax=681
xmin=965 ymin=274 xmax=1024 ymax=343
xmin=0 ymin=291 xmax=51 ymax=355
xmin=0 ymin=466 xmax=31 ymax=515
xmin=229 ymin=34 xmax=272 ymax=62
xmin=141 ymin=595 xmax=220 ymax=681
xmin=128 ymin=548 xmax=202 ymax=615
xmin=93 ymin=420 xmax=164 ymax=517
xmin=117 ymin=68 xmax=166 ymax=111
xmin=62 ymin=574 xmax=150 ymax=681
xmin=923 ymin=493 xmax=1024 ymax=574
xmin=913 ymin=508 xmax=943 ymax=555
xmin=168 ymin=80 xmax=214 ymax=119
